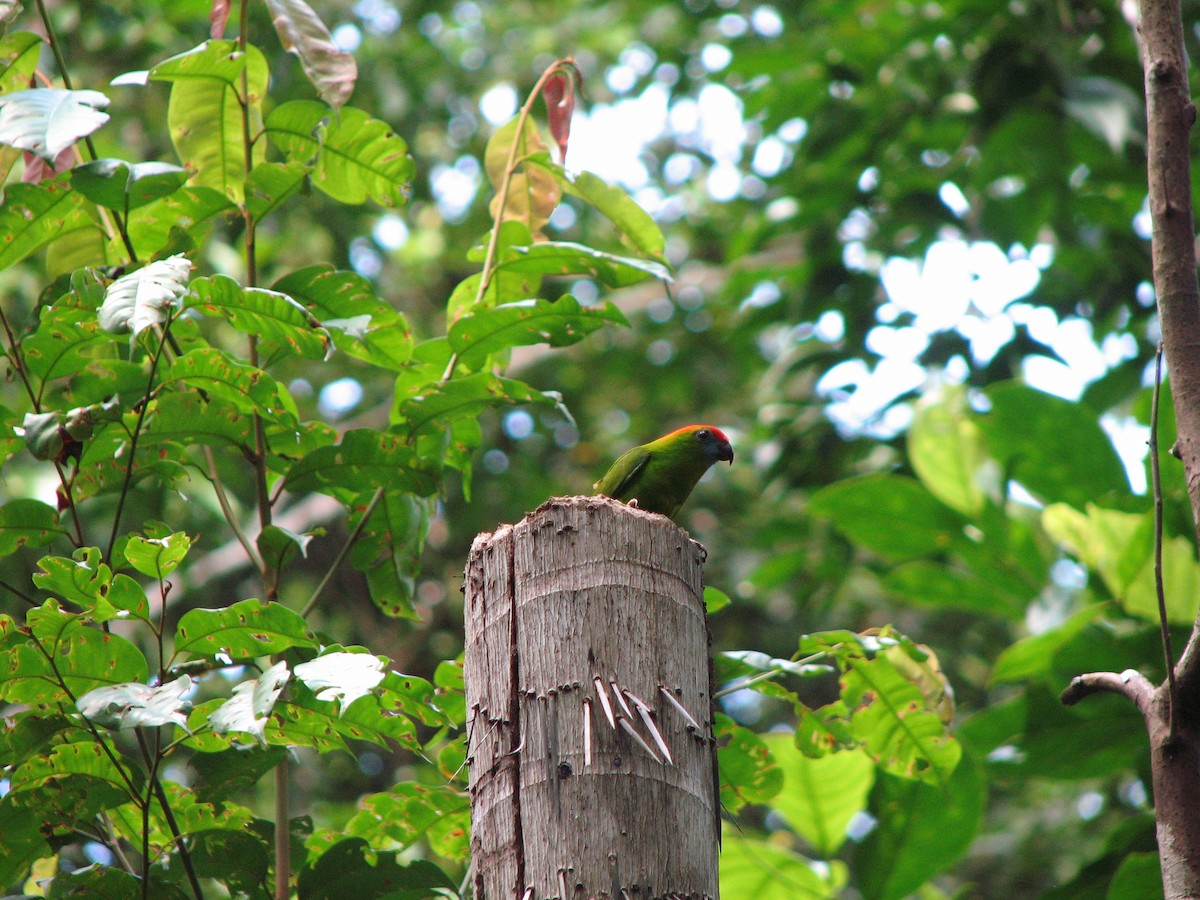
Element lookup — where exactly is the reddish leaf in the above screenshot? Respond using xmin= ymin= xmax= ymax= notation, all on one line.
xmin=22 ymin=146 xmax=74 ymax=183
xmin=209 ymin=0 xmax=232 ymax=39
xmin=543 ymin=72 xmax=574 ymax=163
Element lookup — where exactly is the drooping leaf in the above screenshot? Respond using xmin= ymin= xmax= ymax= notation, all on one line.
xmin=348 ymin=492 xmax=435 ymax=619
xmin=284 ymin=429 xmax=439 ymax=499
xmin=158 ymin=348 xmax=297 ymax=424
xmin=188 ymin=274 xmax=332 ymax=360
xmin=542 ymin=69 xmax=574 ymax=162
xmin=558 ymin=166 xmax=666 ymax=260
xmin=123 ymin=185 xmax=235 ymax=261
xmin=98 ymin=253 xmax=192 ymax=336
xmin=265 ymin=100 xmax=414 ymax=206
xmin=264 ymin=0 xmax=357 ymax=109
xmin=499 ymin=241 xmax=671 ymax=285
xmin=0 ymin=88 xmax=110 ymax=161
xmin=393 ymin=372 xmax=567 ymax=437
xmin=334 ymin=782 xmax=468 ymax=854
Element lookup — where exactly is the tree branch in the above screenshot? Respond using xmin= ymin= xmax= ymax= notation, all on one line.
xmin=1060 ymin=669 xmax=1156 ymax=717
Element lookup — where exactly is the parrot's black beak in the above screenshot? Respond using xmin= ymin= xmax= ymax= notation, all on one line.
xmin=719 ymin=443 xmax=734 ymax=464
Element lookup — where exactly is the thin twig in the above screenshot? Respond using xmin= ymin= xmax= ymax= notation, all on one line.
xmin=134 ymin=729 xmax=204 ymax=900
xmin=1061 ymin=669 xmax=1156 ymax=718
xmin=300 ymin=486 xmax=384 ymax=619
xmin=106 ymin=316 xmax=175 ymax=563
xmin=203 ymin=445 xmax=264 ymax=571
xmin=1150 ymin=342 xmax=1180 ymax=742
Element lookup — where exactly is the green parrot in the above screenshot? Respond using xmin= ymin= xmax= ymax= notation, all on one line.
xmin=593 ymin=424 xmax=734 ymax=519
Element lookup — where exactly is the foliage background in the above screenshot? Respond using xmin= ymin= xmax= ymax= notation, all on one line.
xmin=2 ymin=0 xmax=1197 ymax=896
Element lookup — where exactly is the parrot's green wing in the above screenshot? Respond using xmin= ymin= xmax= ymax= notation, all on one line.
xmin=593 ymin=446 xmax=652 ymax=501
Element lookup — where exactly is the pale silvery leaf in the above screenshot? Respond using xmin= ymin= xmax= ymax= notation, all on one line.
xmin=0 ymin=88 xmax=110 ymax=161
xmin=76 ymin=676 xmax=193 ymax=730
xmin=209 ymin=660 xmax=290 ymax=743
xmin=99 ymin=254 xmax=192 ymax=336
xmin=294 ymin=652 xmax=385 ymax=716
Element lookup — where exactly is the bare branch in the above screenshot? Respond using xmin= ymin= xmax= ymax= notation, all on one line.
xmin=1060 ymin=669 xmax=1156 ymax=717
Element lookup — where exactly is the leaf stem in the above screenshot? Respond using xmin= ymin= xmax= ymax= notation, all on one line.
xmin=203 ymin=445 xmax=264 ymax=570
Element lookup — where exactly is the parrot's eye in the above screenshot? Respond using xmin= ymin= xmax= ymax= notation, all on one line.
xmin=697 ymin=429 xmax=711 ymax=440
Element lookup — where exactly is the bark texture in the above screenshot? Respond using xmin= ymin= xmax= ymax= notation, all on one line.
xmin=1061 ymin=3 xmax=1200 ymax=899
xmin=464 ymin=496 xmax=720 ymax=900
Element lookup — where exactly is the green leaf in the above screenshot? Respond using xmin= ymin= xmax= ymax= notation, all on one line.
xmin=150 ymin=40 xmax=268 ymax=201
xmin=0 ymin=603 xmax=148 ymax=704
xmin=20 ymin=305 xmax=108 ymax=381
xmin=272 ymin=264 xmax=413 ymax=369
xmin=47 ymin=863 xmax=143 ymax=899
xmin=809 ymin=475 xmax=967 ymax=560
xmin=297 ymin=838 xmax=456 ymax=900
xmin=1106 ymin=852 xmax=1165 ymax=900
xmin=143 ymin=392 xmax=255 ymax=450
xmin=704 ymin=585 xmax=731 ymax=614
xmin=124 ymin=530 xmax=192 ymax=578
xmin=338 ymin=783 xmax=468 ymax=852
xmin=265 ymin=100 xmax=415 ymax=206
xmin=71 ymin=158 xmax=188 ymax=211
xmin=882 ymin=561 xmax=1025 ymax=618
xmin=0 ymin=88 xmax=110 ymax=160
xmin=159 ymin=348 xmax=296 ymax=424
xmin=349 ymin=492 xmax=435 ymax=619
xmin=124 ymin=185 xmax=235 ymax=260
xmin=393 ymin=372 xmax=566 ymax=437
xmin=990 ymin=604 xmax=1105 ymax=684
xmin=188 ymin=274 xmax=332 ymax=361
xmin=716 ymin=712 xmax=783 ymax=811
xmin=8 ymin=740 xmax=139 ymax=797
xmin=246 ymin=160 xmax=308 ymax=222
xmin=978 ymin=382 xmax=1129 ymax=507
xmin=284 ymin=430 xmax=439 ymax=498
xmin=33 ymin=547 xmax=115 ymax=616
xmin=166 ymin=829 xmax=270 ymax=897
xmin=499 ymin=240 xmax=671 ymax=285
xmin=448 ymin=296 xmax=628 ymax=369
xmin=0 ymin=32 xmax=43 ymax=95
xmin=264 ymin=0 xmax=357 ymax=109
xmin=189 ymin=746 xmax=287 ymax=803
xmin=855 ymin=751 xmax=985 ymax=900
xmin=0 ymin=794 xmax=51 ymax=886
xmin=561 ymin=167 xmax=666 ymax=260
xmin=174 ymin=599 xmax=316 ymax=659
xmin=762 ymin=733 xmax=874 ymax=856
xmin=0 ymin=499 xmax=66 ymax=558
xmin=908 ymin=385 xmax=986 ymax=515
xmin=720 ymin=830 xmax=846 ymax=899
xmin=0 ymin=178 xmax=91 ymax=271
xmin=1043 ymin=503 xmax=1200 ymax=624
xmin=843 ymin=654 xmax=961 ymax=786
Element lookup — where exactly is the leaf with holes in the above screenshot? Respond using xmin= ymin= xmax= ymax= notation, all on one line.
xmin=98 ymin=254 xmax=192 ymax=336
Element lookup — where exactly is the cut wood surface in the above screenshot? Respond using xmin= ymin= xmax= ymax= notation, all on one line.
xmin=464 ymin=495 xmax=720 ymax=899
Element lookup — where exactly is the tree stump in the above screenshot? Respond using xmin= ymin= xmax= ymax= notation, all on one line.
xmin=464 ymin=496 xmax=720 ymax=900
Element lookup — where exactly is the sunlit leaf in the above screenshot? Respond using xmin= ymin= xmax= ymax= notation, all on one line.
xmin=159 ymin=348 xmax=296 ymax=424
xmin=0 ymin=499 xmax=66 ymax=558
xmin=720 ymin=829 xmax=846 ymax=899
xmin=19 ymin=305 xmax=108 ymax=382
xmin=265 ymin=99 xmax=414 ymax=206
xmin=98 ymin=253 xmax=192 ymax=336
xmin=123 ymin=530 xmax=191 ymax=578
xmin=908 ymin=385 xmax=987 ymax=516
xmin=393 ymin=372 xmax=567 ymax=437
xmin=716 ymin=713 xmax=783 ymax=811
xmin=150 ymin=40 xmax=268 ymax=201
xmin=245 ymin=159 xmax=308 ymax=222
xmin=76 ymin=676 xmax=193 ymax=730
xmin=0 ymin=88 xmax=110 ymax=160
xmin=264 ymin=0 xmax=357 ymax=109
xmin=71 ymin=158 xmax=188 ymax=211
xmin=499 ymin=241 xmax=670 ymax=285
xmin=0 ymin=31 xmax=43 ymax=95
xmin=294 ymin=651 xmax=386 ymax=716
xmin=485 ymin=115 xmax=559 ymax=234
xmin=558 ymin=166 xmax=666 ymax=260
xmin=209 ymin=661 xmax=291 ymax=743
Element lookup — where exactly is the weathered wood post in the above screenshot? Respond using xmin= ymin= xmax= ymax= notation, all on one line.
xmin=464 ymin=495 xmax=720 ymax=899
